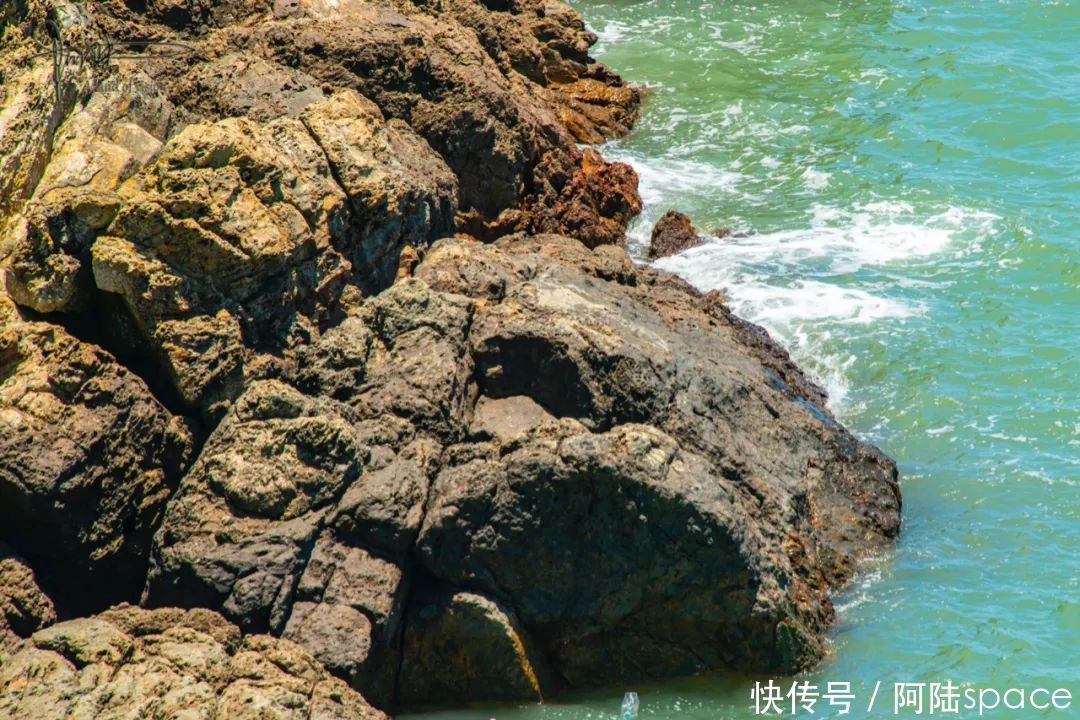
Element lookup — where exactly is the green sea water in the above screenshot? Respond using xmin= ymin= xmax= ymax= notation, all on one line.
xmin=409 ymin=1 xmax=1078 ymax=717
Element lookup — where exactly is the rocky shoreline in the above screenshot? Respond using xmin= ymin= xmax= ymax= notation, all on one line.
xmin=0 ymin=0 xmax=900 ymax=715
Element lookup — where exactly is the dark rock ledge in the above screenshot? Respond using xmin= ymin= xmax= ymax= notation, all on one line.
xmin=0 ymin=0 xmax=900 ymax=715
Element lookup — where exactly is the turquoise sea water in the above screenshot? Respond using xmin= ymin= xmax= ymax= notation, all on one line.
xmin=411 ymin=1 xmax=1078 ymax=717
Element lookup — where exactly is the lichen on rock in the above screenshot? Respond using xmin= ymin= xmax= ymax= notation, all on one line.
xmin=0 ymin=604 xmax=387 ymax=720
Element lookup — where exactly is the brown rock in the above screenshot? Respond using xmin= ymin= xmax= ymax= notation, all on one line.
xmin=471 ymin=394 xmax=555 ymax=441
xmin=284 ymin=538 xmax=410 ymax=705
xmin=0 ymin=547 xmax=56 ymax=651
xmin=0 ymin=0 xmax=901 ymax=712
xmin=414 ymin=236 xmax=900 ymax=682
xmin=522 ymin=146 xmax=641 ymax=248
xmin=400 ymin=590 xmax=550 ymax=707
xmin=551 ymin=74 xmax=640 ymax=144
xmin=144 ymin=380 xmax=368 ymax=633
xmin=0 ymin=312 xmax=196 ymax=614
xmin=72 ymin=0 xmax=640 ymax=243
xmin=648 ymin=209 xmax=702 ymax=259
xmin=0 ymin=2 xmax=97 ymax=224
xmin=148 ymin=235 xmax=899 ymax=708
xmin=86 ymin=91 xmax=457 ymax=419
xmin=0 ymin=605 xmax=386 ymax=720
xmin=177 ymin=54 xmax=328 ymax=122
xmin=2 ymin=75 xmax=172 ymax=314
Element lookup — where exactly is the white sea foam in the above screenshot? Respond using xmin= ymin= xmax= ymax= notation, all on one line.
xmin=646 ymin=200 xmax=998 ymax=408
xmin=606 ymin=152 xmax=746 ymax=253
xmin=802 ymin=167 xmax=831 ymax=190
xmin=705 ymin=24 xmax=763 ymax=56
xmin=599 ymin=126 xmax=999 ymax=410
xmin=592 ymin=20 xmax=630 ymax=53
xmin=835 ymin=565 xmax=885 ymax=614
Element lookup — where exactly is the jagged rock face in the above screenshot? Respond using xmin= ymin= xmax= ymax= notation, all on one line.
xmin=0 ymin=1 xmax=94 ymax=223
xmin=146 ymin=235 xmax=900 ymax=707
xmin=71 ymin=0 xmax=640 ymax=241
xmin=0 ymin=604 xmax=387 ymax=720
xmin=4 ymin=82 xmax=458 ymax=421
xmin=93 ymin=88 xmax=456 ymax=418
xmin=513 ymin=146 xmax=642 ymax=249
xmin=0 ymin=309 xmax=197 ymax=614
xmin=1 ymin=0 xmax=639 ymax=415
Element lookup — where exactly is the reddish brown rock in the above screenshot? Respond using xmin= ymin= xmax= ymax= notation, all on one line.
xmin=648 ymin=209 xmax=702 ymax=259
xmin=551 ymin=73 xmax=640 ymax=144
xmin=526 ymin=146 xmax=641 ymax=248
xmin=79 ymin=0 xmax=641 ymax=245
xmin=467 ymin=146 xmax=641 ymax=246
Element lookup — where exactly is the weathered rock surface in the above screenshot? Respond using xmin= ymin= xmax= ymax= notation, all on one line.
xmin=0 ymin=1 xmax=96 ymax=225
xmin=0 ymin=547 xmax=56 ymax=653
xmin=1 ymin=0 xmax=639 ymax=425
xmin=91 ymin=89 xmax=457 ymax=418
xmin=514 ymin=146 xmax=641 ymax=249
xmin=147 ymin=235 xmax=900 ymax=707
xmin=74 ymin=0 xmax=641 ymax=242
xmin=414 ymin=236 xmax=901 ymax=682
xmin=648 ymin=209 xmax=701 ymax=259
xmin=0 ymin=303 xmax=197 ymax=614
xmin=4 ymin=77 xmax=458 ymax=420
xmin=400 ymin=590 xmax=549 ymax=706
xmin=0 ymin=604 xmax=387 ymax=720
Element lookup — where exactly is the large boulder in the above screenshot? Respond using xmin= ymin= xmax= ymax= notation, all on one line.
xmin=399 ymin=590 xmax=550 ymax=706
xmin=412 ymin=235 xmax=900 ymax=682
xmin=0 ymin=604 xmax=387 ymax=720
xmin=147 ymin=235 xmax=900 ymax=708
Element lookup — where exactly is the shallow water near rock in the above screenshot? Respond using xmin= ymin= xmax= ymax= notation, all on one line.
xmin=405 ymin=0 xmax=1078 ymax=717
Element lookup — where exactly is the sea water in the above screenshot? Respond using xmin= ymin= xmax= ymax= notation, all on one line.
xmin=407 ymin=1 xmax=1079 ymax=717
